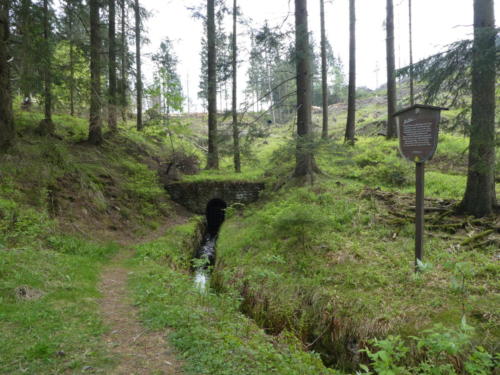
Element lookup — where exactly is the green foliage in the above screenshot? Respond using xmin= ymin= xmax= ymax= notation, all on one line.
xmin=0 ymin=198 xmax=54 ymax=246
xmin=359 ymin=336 xmax=409 ymax=375
xmin=214 ymin=132 xmax=498 ymax=370
xmin=464 ymin=347 xmax=494 ymax=375
xmin=52 ymin=40 xmax=90 ymax=112
xmin=260 ymin=190 xmax=344 ymax=251
xmin=359 ymin=321 xmax=495 ymax=375
xmin=46 ymin=235 xmax=119 ymax=259
xmin=118 ymin=159 xmax=167 ymax=217
xmin=130 ymin=228 xmax=339 ymax=375
xmin=353 ymin=147 xmax=412 ymax=187
xmin=0 ymin=247 xmax=114 ymax=374
xmin=135 ymin=219 xmax=201 ymax=269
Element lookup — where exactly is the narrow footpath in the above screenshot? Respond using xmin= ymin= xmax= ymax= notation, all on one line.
xmin=99 ymin=221 xmax=188 ymax=375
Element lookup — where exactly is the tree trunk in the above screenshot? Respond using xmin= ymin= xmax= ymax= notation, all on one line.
xmin=385 ymin=0 xmax=397 ymax=139
xmin=345 ymin=0 xmax=356 ymax=143
xmin=37 ymin=0 xmax=55 ymax=136
xmin=88 ymin=0 xmax=103 ymax=145
xmin=408 ymin=0 xmax=414 ymax=106
xmin=120 ymin=0 xmax=127 ymax=122
xmin=67 ymin=1 xmax=75 ymax=116
xmin=232 ymin=0 xmax=241 ymax=172
xmin=19 ymin=0 xmax=32 ymax=111
xmin=135 ymin=0 xmax=143 ymax=131
xmin=320 ymin=0 xmax=329 ymax=140
xmin=294 ymin=0 xmax=316 ymax=181
xmin=460 ymin=0 xmax=496 ymax=217
xmin=108 ymin=0 xmax=118 ymax=132
xmin=206 ymin=0 xmax=219 ymax=169
xmin=0 ymin=0 xmax=15 ymax=151
xmin=69 ymin=19 xmax=75 ymax=116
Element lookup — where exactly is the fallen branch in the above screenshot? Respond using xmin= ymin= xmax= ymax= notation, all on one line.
xmin=461 ymin=230 xmax=494 ymax=246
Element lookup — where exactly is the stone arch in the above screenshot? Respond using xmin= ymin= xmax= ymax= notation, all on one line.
xmin=165 ymin=181 xmax=265 ymax=214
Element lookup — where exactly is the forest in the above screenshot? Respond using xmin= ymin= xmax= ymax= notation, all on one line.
xmin=0 ymin=0 xmax=498 ymax=374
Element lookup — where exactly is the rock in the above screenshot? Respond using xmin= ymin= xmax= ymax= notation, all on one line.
xmin=14 ymin=286 xmax=45 ymax=301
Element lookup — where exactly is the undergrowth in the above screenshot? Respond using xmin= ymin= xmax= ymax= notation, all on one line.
xmin=212 ymin=137 xmax=499 ymax=372
xmin=0 ymin=111 xmax=177 ymax=374
xmin=130 ymin=220 xmax=342 ymax=375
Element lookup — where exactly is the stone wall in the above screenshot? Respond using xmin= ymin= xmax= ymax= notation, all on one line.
xmin=165 ymin=181 xmax=265 ymax=214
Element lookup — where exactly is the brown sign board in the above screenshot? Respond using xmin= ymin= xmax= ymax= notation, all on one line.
xmin=394 ymin=104 xmax=448 ymax=163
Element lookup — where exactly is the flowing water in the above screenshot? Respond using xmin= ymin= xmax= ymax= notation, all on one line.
xmin=192 ymin=199 xmax=226 ymax=292
xmin=193 ymin=233 xmax=217 ymax=292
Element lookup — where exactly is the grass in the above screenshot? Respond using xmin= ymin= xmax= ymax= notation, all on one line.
xmin=0 ymin=111 xmax=172 ymax=240
xmin=0 ymin=240 xmax=118 ymax=374
xmin=1 ymin=104 xmax=497 ymax=374
xmin=129 ymin=220 xmax=342 ymax=375
xmin=0 ymin=110 xmax=175 ymax=374
xmin=211 ymin=136 xmax=499 ymax=372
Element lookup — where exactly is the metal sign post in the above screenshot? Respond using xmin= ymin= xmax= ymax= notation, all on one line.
xmin=393 ymin=104 xmax=448 ymax=272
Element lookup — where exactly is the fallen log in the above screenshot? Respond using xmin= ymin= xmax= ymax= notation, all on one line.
xmin=461 ymin=230 xmax=495 ymax=246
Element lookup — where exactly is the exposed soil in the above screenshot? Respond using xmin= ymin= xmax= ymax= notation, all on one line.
xmin=100 ymin=253 xmax=184 ymax=374
xmin=99 ymin=216 xmax=190 ymax=375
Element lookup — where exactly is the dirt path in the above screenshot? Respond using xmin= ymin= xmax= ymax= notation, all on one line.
xmin=99 ymin=220 xmax=188 ymax=375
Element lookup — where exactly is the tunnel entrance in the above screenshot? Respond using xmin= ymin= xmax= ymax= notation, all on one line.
xmin=206 ymin=198 xmax=227 ymax=235
xmin=194 ymin=199 xmax=227 ymax=291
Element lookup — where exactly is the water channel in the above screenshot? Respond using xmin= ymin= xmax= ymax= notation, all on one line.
xmin=193 ymin=198 xmax=227 ymax=292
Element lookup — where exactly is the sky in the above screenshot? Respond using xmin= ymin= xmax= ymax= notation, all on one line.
xmin=140 ymin=0 xmax=497 ymax=112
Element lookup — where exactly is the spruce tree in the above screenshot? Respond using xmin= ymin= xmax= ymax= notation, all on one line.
xmin=460 ymin=0 xmax=497 ymax=217
xmin=0 ymin=0 xmax=15 ymax=151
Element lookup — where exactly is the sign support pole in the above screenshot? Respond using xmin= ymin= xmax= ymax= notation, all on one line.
xmin=415 ymin=161 xmax=425 ymax=272
xmin=394 ymin=104 xmax=447 ymax=275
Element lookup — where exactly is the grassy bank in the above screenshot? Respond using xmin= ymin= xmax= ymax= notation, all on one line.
xmin=0 ymin=240 xmax=118 ymax=374
xmin=129 ymin=219 xmax=342 ymax=375
xmin=213 ymin=136 xmax=499 ymax=372
xmin=0 ymin=111 xmax=175 ymax=374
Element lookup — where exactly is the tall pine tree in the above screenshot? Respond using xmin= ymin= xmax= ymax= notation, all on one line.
xmin=294 ymin=0 xmax=317 ymax=181
xmin=36 ymin=0 xmax=55 ymax=136
xmin=135 ymin=0 xmax=143 ymax=131
xmin=88 ymin=0 xmax=103 ymax=144
xmin=206 ymin=0 xmax=219 ymax=169
xmin=108 ymin=0 xmax=118 ymax=132
xmin=460 ymin=0 xmax=497 ymax=217
xmin=385 ymin=0 xmax=397 ymax=138
xmin=320 ymin=0 xmax=329 ymax=139
xmin=345 ymin=0 xmax=356 ymax=143
xmin=0 ymin=0 xmax=15 ymax=150
xmin=231 ymin=0 xmax=240 ymax=172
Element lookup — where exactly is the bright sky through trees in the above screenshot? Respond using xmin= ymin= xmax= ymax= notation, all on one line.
xmin=141 ymin=0 xmax=494 ymax=112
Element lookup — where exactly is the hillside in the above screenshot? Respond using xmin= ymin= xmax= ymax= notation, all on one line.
xmin=1 ymin=95 xmax=499 ymax=374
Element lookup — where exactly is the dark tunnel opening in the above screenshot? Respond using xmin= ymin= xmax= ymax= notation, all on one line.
xmin=206 ymin=198 xmax=227 ymax=236
xmin=194 ymin=199 xmax=227 ymax=271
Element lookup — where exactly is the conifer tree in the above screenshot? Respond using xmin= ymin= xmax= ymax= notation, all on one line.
xmin=206 ymin=0 xmax=219 ymax=169
xmin=36 ymin=0 xmax=55 ymax=136
xmin=385 ymin=0 xmax=397 ymax=139
xmin=460 ymin=0 xmax=497 ymax=217
xmin=108 ymin=0 xmax=118 ymax=132
xmin=0 ymin=0 xmax=15 ymax=150
xmin=320 ymin=0 xmax=329 ymax=139
xmin=231 ymin=0 xmax=240 ymax=172
xmin=88 ymin=0 xmax=103 ymax=144
xmin=294 ymin=0 xmax=316 ymax=181
xmin=345 ymin=0 xmax=356 ymax=143
xmin=135 ymin=0 xmax=143 ymax=131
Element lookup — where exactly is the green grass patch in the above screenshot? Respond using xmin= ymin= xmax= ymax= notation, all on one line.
xmin=0 ymin=243 xmax=117 ymax=374
xmin=129 ymin=223 xmax=343 ymax=375
xmin=214 ymin=179 xmax=499 ymax=371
